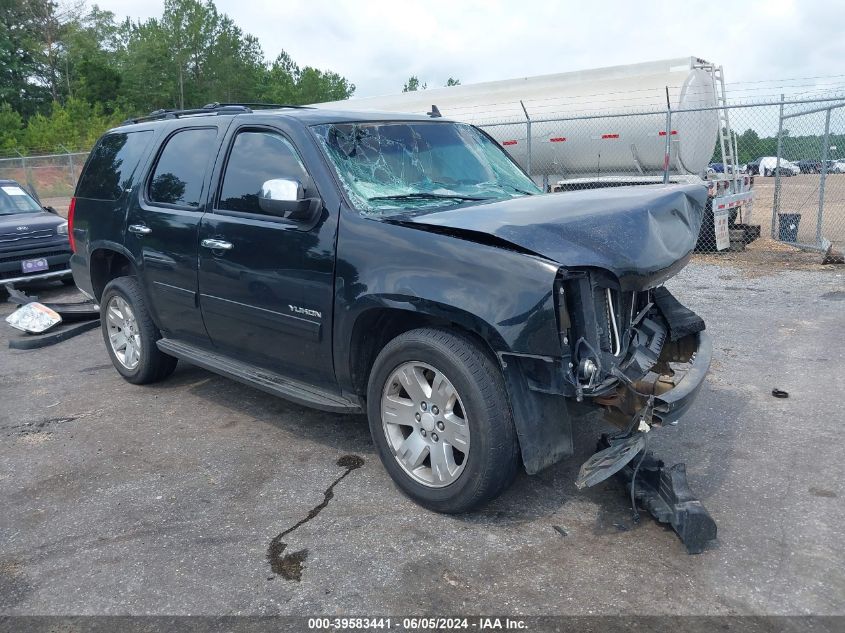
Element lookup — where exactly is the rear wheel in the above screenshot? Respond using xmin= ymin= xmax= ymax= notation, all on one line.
xmin=100 ymin=276 xmax=177 ymax=384
xmin=367 ymin=327 xmax=519 ymax=513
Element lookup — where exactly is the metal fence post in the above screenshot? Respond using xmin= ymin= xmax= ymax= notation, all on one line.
xmin=772 ymin=94 xmax=785 ymax=238
xmin=816 ymin=107 xmax=831 ymax=246
xmin=521 ymin=100 xmax=532 ymax=177
xmin=59 ymin=144 xmax=75 ymax=185
xmin=15 ymin=149 xmax=36 ymax=195
xmin=662 ymin=109 xmax=672 ymax=184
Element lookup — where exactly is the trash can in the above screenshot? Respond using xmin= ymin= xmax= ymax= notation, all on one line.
xmin=777 ymin=213 xmax=801 ymax=242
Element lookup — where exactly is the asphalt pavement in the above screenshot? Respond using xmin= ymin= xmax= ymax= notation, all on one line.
xmin=1 ymin=260 xmax=843 ymax=616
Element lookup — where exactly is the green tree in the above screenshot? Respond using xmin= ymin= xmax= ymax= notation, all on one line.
xmin=0 ymin=104 xmax=24 ymax=150
xmin=0 ymin=0 xmax=52 ymax=117
xmin=121 ymin=18 xmax=179 ymax=110
xmin=403 ymin=76 xmax=426 ymax=92
xmin=63 ymin=6 xmax=124 ymax=110
xmin=260 ymin=51 xmax=354 ymax=105
xmin=445 ymin=77 xmax=460 ymax=87
xmin=0 ymin=0 xmax=357 ymax=150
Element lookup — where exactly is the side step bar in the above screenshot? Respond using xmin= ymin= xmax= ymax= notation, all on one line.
xmin=156 ymin=338 xmax=363 ymax=414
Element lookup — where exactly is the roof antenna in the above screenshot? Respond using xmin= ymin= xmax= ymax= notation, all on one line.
xmin=427 ymin=105 xmax=442 ymax=118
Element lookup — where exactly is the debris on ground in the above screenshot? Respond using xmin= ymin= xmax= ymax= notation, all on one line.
xmin=771 ymin=388 xmax=790 ymax=399
xmin=5 ymin=302 xmax=62 ymax=333
xmin=598 ymin=435 xmax=717 ymax=554
xmin=822 ymin=243 xmax=845 ymax=265
xmin=4 ymin=284 xmax=100 ymax=348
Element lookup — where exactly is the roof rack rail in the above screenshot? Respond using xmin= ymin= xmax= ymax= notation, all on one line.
xmin=202 ymin=102 xmax=312 ymax=110
xmin=120 ymin=102 xmax=312 ymax=126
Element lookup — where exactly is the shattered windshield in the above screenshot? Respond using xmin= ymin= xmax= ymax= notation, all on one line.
xmin=311 ymin=121 xmax=540 ymax=214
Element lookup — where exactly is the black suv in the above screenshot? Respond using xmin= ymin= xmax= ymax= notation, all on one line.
xmin=70 ymin=104 xmax=712 ymax=512
xmin=0 ymin=179 xmax=74 ymax=291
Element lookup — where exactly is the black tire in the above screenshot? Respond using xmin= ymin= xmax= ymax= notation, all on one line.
xmin=100 ymin=276 xmax=177 ymax=384
xmin=367 ymin=327 xmax=520 ymax=513
xmin=61 ymin=277 xmax=76 ymax=286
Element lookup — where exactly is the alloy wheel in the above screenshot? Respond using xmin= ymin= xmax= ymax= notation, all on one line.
xmin=381 ymin=361 xmax=471 ymax=487
xmin=106 ymin=295 xmax=141 ymax=370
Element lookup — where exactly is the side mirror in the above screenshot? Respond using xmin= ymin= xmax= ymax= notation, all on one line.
xmin=43 ymin=206 xmax=58 ymax=214
xmin=258 ymin=178 xmax=321 ymax=224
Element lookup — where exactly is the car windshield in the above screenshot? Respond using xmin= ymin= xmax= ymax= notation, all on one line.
xmin=311 ymin=121 xmax=541 ymax=215
xmin=0 ymin=184 xmax=42 ymax=216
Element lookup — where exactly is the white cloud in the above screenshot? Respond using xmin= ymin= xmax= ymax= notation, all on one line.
xmin=94 ymin=0 xmax=845 ymax=98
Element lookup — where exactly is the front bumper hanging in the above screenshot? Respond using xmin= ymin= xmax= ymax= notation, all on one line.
xmin=599 ymin=434 xmax=717 ymax=554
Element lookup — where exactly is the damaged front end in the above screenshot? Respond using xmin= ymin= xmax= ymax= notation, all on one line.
xmin=553 ymin=267 xmax=711 ymax=463
xmin=557 ymin=271 xmax=711 ymax=439
xmin=554 ymin=269 xmax=716 ymax=553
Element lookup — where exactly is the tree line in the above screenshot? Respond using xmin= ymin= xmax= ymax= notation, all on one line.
xmin=1 ymin=0 xmax=356 ymax=154
xmin=714 ymin=128 xmax=845 ymax=165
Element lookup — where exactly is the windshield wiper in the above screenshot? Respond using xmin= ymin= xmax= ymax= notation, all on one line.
xmin=368 ymin=193 xmax=492 ymax=202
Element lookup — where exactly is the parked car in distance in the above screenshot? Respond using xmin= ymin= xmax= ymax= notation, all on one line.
xmin=69 ymin=104 xmax=712 ymax=513
xmin=0 ymin=179 xmax=74 ymax=293
xmin=797 ymin=160 xmax=822 ymax=174
xmin=746 ymin=157 xmax=799 ymax=176
xmin=707 ymin=162 xmax=745 ymax=175
xmin=826 ymin=160 xmax=845 ymax=174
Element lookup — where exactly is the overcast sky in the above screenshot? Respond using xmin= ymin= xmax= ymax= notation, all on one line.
xmin=94 ymin=0 xmax=845 ymax=100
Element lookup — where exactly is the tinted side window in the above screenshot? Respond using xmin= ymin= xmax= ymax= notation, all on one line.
xmin=218 ymin=131 xmax=309 ymax=214
xmin=76 ymin=131 xmax=153 ymax=200
xmin=149 ymin=128 xmax=217 ymax=207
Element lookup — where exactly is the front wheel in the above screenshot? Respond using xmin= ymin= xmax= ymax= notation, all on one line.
xmin=100 ymin=276 xmax=177 ymax=384
xmin=367 ymin=328 xmax=520 ymax=513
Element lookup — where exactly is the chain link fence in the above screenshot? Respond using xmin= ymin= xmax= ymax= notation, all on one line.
xmin=773 ymin=100 xmax=845 ymax=251
xmin=2 ymin=97 xmax=845 ymax=252
xmin=0 ymin=149 xmax=89 ymax=212
xmin=476 ymin=96 xmax=845 ymax=253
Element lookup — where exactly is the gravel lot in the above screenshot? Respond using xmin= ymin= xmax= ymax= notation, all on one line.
xmin=747 ymin=173 xmax=845 ymax=247
xmin=1 ymin=259 xmax=843 ymax=616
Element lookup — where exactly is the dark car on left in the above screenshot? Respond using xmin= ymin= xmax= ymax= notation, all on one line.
xmin=0 ymin=179 xmax=74 ymax=293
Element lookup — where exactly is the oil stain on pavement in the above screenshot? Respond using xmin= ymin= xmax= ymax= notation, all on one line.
xmin=267 ymin=454 xmax=365 ymax=581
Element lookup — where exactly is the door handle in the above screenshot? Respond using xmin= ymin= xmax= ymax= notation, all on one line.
xmin=128 ymin=224 xmax=152 ymax=235
xmin=201 ymin=238 xmax=234 ymax=251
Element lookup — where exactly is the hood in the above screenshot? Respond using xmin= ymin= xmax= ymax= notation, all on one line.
xmin=400 ymin=184 xmax=707 ymax=290
xmin=0 ymin=211 xmax=65 ymax=241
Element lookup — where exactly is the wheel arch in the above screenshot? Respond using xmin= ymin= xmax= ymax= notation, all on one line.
xmin=343 ymin=299 xmax=578 ymax=477
xmin=89 ymin=246 xmax=138 ymax=301
xmin=343 ymin=299 xmax=507 ymax=400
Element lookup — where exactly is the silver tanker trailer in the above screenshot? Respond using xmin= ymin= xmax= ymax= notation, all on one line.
xmin=316 ymin=57 xmax=759 ymax=250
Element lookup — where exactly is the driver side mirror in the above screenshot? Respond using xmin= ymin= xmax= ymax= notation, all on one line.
xmin=258 ymin=178 xmax=322 ymax=225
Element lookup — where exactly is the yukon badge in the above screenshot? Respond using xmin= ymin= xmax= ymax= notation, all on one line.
xmin=289 ymin=305 xmax=322 ymax=319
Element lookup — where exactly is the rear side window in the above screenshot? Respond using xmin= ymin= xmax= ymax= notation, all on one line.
xmin=76 ymin=131 xmax=153 ymax=200
xmin=218 ymin=130 xmax=309 ymax=214
xmin=148 ymin=128 xmax=217 ymax=207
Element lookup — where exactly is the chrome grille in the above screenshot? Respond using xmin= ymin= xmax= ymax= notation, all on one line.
xmin=0 ymin=229 xmax=54 ymax=242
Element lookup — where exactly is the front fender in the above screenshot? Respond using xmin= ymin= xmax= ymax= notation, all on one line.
xmin=335 ymin=211 xmax=570 ymax=473
xmin=335 ymin=212 xmax=561 ymax=365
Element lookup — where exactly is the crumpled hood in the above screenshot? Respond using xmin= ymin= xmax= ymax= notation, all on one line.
xmin=402 ymin=184 xmax=707 ymax=290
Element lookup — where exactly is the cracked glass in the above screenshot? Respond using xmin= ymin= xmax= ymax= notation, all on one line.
xmin=311 ymin=121 xmax=540 ymax=215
